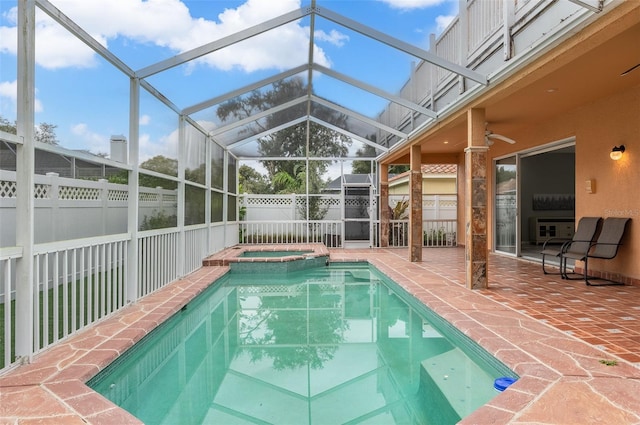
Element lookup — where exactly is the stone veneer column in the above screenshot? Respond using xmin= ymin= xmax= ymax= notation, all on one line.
xmin=409 ymin=145 xmax=423 ymax=262
xmin=380 ymin=165 xmax=389 ymax=247
xmin=465 ymin=108 xmax=489 ymax=289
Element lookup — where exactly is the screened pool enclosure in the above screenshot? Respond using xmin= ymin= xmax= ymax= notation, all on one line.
xmin=0 ymin=0 xmax=481 ymax=371
xmin=2 ymin=0 xmax=617 ymax=372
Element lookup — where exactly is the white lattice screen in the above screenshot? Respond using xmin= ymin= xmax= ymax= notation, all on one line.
xmin=59 ymin=186 xmax=101 ymax=200
xmin=139 ymin=192 xmax=160 ymax=203
xmin=34 ymin=184 xmax=51 ymax=199
xmin=0 ymin=180 xmax=16 ymax=198
xmin=108 ymin=190 xmax=128 ymax=201
xmin=1 ymin=172 xmax=178 ymax=247
xmin=246 ymin=196 xmax=292 ymax=206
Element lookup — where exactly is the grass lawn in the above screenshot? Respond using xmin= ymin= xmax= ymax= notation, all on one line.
xmin=1 ymin=272 xmax=123 ymax=369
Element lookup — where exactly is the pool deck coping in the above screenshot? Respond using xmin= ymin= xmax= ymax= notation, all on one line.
xmin=201 ymin=243 xmax=329 ymax=266
xmin=1 ymin=245 xmax=639 ymax=424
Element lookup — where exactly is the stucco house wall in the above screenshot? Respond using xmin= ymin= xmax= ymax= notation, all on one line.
xmin=388 ymin=165 xmax=457 ymax=195
xmin=485 ymin=85 xmax=639 ymax=281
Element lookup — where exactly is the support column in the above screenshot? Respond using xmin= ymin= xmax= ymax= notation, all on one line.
xmin=15 ymin=0 xmax=36 ymax=363
xmin=380 ymin=165 xmax=389 ymax=247
xmin=177 ymin=115 xmax=186 ymax=277
xmin=409 ymin=145 xmax=423 ymax=262
xmin=465 ymin=108 xmax=489 ymax=289
xmin=126 ymin=78 xmax=140 ymax=304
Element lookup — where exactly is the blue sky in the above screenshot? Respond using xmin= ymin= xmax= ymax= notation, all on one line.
xmin=0 ymin=0 xmax=458 ymax=162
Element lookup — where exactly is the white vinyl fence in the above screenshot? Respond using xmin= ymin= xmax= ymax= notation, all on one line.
xmin=240 ymin=194 xmax=457 ymax=248
xmin=241 ymin=220 xmax=343 ymax=246
xmin=0 ymin=170 xmax=177 ymax=247
xmin=1 ymin=223 xmax=215 ymax=372
xmin=382 ymin=219 xmax=458 ymax=248
xmin=1 ymin=186 xmax=456 ymax=373
xmin=0 ymin=170 xmax=220 ymax=373
xmin=32 ymin=235 xmax=129 ymax=351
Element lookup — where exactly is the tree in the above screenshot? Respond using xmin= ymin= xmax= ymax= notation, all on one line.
xmin=351 ymin=143 xmax=378 ymax=174
xmin=216 ymin=78 xmax=352 ymax=191
xmin=271 ymin=162 xmax=329 ymax=221
xmin=496 ymin=165 xmax=516 ymax=185
xmin=238 ymin=164 xmax=271 ymax=194
xmin=0 ymin=115 xmax=59 ymax=145
xmin=107 ymin=172 xmax=128 ymax=185
xmin=388 ymin=164 xmax=409 ymax=175
xmin=140 ymin=210 xmax=177 ymax=230
xmin=138 ymin=155 xmax=208 ymax=227
xmin=238 ymin=283 xmax=347 ymax=370
xmin=271 ymin=162 xmax=324 ymax=194
xmin=139 ymin=155 xmax=178 ymax=189
xmin=35 ymin=123 xmax=59 ymax=145
xmin=0 ymin=117 xmax=15 ymax=134
xmin=185 ymin=163 xmax=206 ymax=185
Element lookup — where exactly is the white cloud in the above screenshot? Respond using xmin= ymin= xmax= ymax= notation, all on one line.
xmin=0 ymin=81 xmax=14 ymax=98
xmin=0 ymin=0 xmax=340 ymax=72
xmin=194 ymin=21 xmax=326 ymax=73
xmin=138 ymin=129 xmax=178 ymax=164
xmin=137 ymin=133 xmax=155 ymax=162
xmin=0 ymin=25 xmax=16 ymax=55
xmin=64 ymin=121 xmax=205 ymax=161
xmin=180 ymin=0 xmax=332 ymax=72
xmin=138 ymin=119 xmax=219 ymax=165
xmin=0 ymin=9 xmax=102 ymax=70
xmin=378 ymin=0 xmax=446 ymax=10
xmin=376 ymin=0 xmax=457 ymax=41
xmin=0 ymin=80 xmax=43 ymax=115
xmin=139 ymin=114 xmax=151 ymax=125
xmin=34 ymin=11 xmax=104 ymax=69
xmin=314 ymin=29 xmax=349 ymax=47
xmin=436 ymin=15 xmax=455 ymax=34
xmin=70 ymin=122 xmax=108 ymax=153
xmin=195 ymin=120 xmax=217 ymax=133
xmin=0 ymin=80 xmax=17 ymax=118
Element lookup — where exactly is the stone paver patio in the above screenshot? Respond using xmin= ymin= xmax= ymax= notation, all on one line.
xmin=1 ymin=245 xmax=639 ymax=424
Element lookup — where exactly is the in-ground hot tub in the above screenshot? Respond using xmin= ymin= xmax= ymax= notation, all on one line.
xmin=202 ymin=244 xmax=330 ymax=273
xmin=238 ymin=250 xmax=313 ymax=258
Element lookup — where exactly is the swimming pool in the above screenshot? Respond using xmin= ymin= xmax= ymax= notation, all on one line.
xmin=89 ymin=262 xmax=516 ymax=424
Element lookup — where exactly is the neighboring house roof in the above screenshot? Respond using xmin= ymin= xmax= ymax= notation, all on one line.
xmin=324 ymin=174 xmax=372 ymax=191
xmin=323 ymin=166 xmax=456 ymax=192
xmin=388 ymin=164 xmax=457 ymax=184
xmin=1 ymin=142 xmax=115 ymax=177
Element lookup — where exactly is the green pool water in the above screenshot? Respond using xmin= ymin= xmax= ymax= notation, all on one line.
xmin=239 ymin=250 xmax=313 ymax=258
xmin=89 ymin=263 xmax=515 ymax=425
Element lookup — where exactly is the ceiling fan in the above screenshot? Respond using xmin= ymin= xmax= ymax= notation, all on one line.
xmin=485 ymin=123 xmax=516 ymax=146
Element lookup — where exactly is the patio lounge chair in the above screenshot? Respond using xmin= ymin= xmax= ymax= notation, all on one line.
xmin=561 ymin=217 xmax=631 ymax=286
xmin=540 ymin=217 xmax=601 ymax=275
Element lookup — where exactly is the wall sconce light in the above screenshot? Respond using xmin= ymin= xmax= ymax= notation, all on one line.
xmin=610 ymin=145 xmax=625 ymax=160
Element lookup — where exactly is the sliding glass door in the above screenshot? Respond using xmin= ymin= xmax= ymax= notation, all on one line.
xmin=495 ymin=156 xmax=518 ymax=254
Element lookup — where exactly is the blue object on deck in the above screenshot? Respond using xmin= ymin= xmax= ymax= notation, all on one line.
xmin=494 ymin=377 xmax=517 ymax=392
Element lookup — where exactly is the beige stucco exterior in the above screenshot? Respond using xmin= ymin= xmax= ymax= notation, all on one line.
xmin=381 ymin=0 xmax=640 ymax=286
xmin=481 ymin=74 xmax=639 ymax=283
xmin=388 ymin=165 xmax=457 ymax=195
